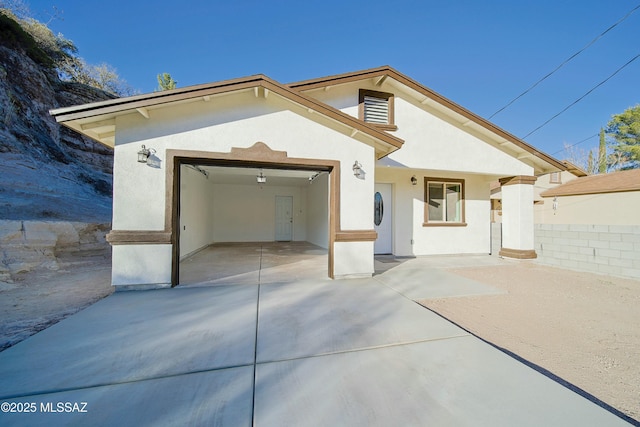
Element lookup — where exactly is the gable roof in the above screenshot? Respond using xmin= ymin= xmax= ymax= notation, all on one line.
xmin=290 ymin=66 xmax=567 ymax=173
xmin=50 ymin=74 xmax=404 ymax=158
xmin=541 ymin=168 xmax=640 ymax=197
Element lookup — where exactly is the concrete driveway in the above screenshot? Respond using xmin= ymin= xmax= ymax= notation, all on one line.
xmin=0 ymin=249 xmax=632 ymax=426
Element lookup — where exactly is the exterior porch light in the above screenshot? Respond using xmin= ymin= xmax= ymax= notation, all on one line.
xmin=137 ymin=145 xmax=155 ymax=163
xmin=353 ymin=161 xmax=364 ymax=179
xmin=257 ymin=170 xmax=267 ymax=184
xmin=411 ymin=175 xmax=418 ymax=185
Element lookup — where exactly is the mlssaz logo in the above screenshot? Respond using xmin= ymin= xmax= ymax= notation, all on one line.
xmin=40 ymin=402 xmax=88 ymax=413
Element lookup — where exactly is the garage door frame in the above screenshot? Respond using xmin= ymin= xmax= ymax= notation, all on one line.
xmin=166 ymin=142 xmax=340 ymax=286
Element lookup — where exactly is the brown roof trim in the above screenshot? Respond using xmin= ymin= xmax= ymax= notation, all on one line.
xmin=50 ymin=74 xmax=403 ymax=154
xmin=541 ymin=168 xmax=640 ymax=197
xmin=49 ymin=75 xmax=404 ymax=155
xmin=290 ymin=66 xmax=567 ymax=171
xmin=561 ymin=160 xmax=589 ymax=177
xmin=50 ymin=75 xmax=268 ymax=120
xmin=289 ymin=66 xmax=396 ymax=91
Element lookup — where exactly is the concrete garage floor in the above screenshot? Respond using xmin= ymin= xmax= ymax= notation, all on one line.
xmin=0 ymin=243 xmax=632 ymax=426
xmin=179 ymin=242 xmax=329 ymax=286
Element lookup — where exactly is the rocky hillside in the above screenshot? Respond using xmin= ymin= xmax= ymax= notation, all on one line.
xmin=0 ymin=13 xmax=116 ymax=222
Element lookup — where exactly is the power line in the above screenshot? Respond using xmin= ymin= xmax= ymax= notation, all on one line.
xmin=522 ymin=53 xmax=640 ymax=139
xmin=489 ymin=3 xmax=640 ymax=119
xmin=551 ymin=133 xmax=598 ymax=155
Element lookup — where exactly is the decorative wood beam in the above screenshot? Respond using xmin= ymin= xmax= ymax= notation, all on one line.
xmin=374 ymin=75 xmax=387 ymax=87
xmin=136 ymin=108 xmax=150 ymax=119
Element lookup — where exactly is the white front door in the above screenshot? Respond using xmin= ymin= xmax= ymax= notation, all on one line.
xmin=275 ymin=195 xmax=293 ymax=241
xmin=374 ymin=184 xmax=392 ymax=254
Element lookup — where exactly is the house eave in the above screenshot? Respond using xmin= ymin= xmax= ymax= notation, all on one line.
xmin=289 ymin=66 xmax=568 ymax=173
xmin=50 ymin=74 xmax=404 ymax=157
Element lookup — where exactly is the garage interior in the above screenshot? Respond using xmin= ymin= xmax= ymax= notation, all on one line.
xmin=177 ymin=164 xmax=330 ymax=286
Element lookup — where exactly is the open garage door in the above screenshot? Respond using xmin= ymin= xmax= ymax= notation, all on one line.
xmin=176 ymin=163 xmax=331 ymax=286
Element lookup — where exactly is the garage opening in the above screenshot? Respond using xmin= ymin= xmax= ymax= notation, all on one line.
xmin=176 ymin=162 xmax=331 ymax=286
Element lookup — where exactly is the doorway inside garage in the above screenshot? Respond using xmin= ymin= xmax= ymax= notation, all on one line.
xmin=175 ymin=162 xmax=331 ymax=286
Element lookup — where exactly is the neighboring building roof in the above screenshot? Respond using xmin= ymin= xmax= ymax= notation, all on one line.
xmin=541 ymin=168 xmax=640 ymax=197
xmin=289 ymin=66 xmax=567 ymax=172
xmin=50 ymin=74 xmax=404 ymax=158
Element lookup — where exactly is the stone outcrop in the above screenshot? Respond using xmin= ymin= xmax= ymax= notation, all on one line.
xmin=0 ymin=220 xmax=111 ymax=287
xmin=0 ymin=25 xmax=116 ymax=222
xmin=0 ymin=14 xmax=114 ymax=299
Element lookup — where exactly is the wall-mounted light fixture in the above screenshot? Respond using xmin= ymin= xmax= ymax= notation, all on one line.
xmin=257 ymin=170 xmax=267 ymax=184
xmin=411 ymin=175 xmax=418 ymax=186
xmin=353 ymin=161 xmax=364 ymax=179
xmin=137 ymin=145 xmax=156 ymax=163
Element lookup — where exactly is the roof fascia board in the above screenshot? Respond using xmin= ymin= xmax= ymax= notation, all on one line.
xmin=50 ymin=79 xmax=263 ymax=123
xmin=51 ymin=73 xmax=404 ymax=156
xmin=288 ymin=66 xmax=393 ymax=91
xmin=50 ymin=75 xmax=267 ymax=119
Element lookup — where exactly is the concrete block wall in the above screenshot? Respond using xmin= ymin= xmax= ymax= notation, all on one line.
xmin=535 ymin=224 xmax=640 ymax=280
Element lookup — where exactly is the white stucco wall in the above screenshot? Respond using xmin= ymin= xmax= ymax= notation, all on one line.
xmin=334 ymin=241 xmax=374 ymax=278
xmin=501 ymin=183 xmax=535 ymax=251
xmin=180 ymin=165 xmax=214 ymax=257
xmin=306 ymin=173 xmax=329 ymax=248
xmin=114 ymin=92 xmax=374 ymax=235
xmin=311 ymin=80 xmax=535 ymax=258
xmin=111 ymin=91 xmax=377 ymax=283
xmin=387 ymin=97 xmax=533 ymax=176
xmin=112 ymin=244 xmax=172 ymax=287
xmin=376 ymin=167 xmax=492 ymax=256
xmin=211 ymin=183 xmax=307 ymax=243
xmin=308 ymin=81 xmax=534 ymax=177
xmin=536 ymin=191 xmax=640 ymax=225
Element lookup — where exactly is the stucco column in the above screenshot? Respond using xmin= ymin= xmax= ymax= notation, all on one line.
xmin=499 ymin=175 xmax=537 ymax=259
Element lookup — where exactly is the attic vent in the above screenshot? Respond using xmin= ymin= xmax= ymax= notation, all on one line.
xmin=364 ymin=95 xmax=389 ymax=124
xmin=359 ymin=89 xmax=396 ymax=131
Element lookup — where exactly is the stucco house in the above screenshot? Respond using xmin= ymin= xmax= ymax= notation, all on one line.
xmin=50 ymin=66 xmax=567 ymax=289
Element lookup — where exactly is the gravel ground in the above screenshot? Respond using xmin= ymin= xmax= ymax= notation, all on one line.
xmin=420 ymin=262 xmax=640 ymax=423
xmin=0 ymin=257 xmax=113 ymax=352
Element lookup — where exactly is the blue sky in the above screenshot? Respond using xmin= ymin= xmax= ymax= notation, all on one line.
xmin=27 ymin=0 xmax=640 ymax=159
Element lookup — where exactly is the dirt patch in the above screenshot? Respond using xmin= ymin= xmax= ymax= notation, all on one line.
xmin=419 ymin=262 xmax=640 ymax=423
xmin=0 ymin=256 xmax=113 ymax=352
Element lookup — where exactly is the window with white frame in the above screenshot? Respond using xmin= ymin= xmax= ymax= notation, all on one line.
xmin=424 ymin=178 xmax=466 ymax=226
